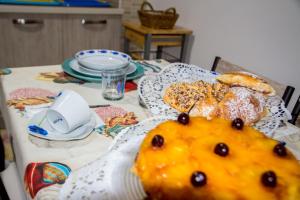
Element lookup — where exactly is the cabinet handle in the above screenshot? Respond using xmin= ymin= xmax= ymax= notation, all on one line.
xmin=81 ymin=19 xmax=107 ymax=25
xmin=12 ymin=18 xmax=44 ymax=25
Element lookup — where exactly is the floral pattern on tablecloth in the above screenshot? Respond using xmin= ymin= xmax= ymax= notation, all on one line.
xmin=36 ymin=72 xmax=85 ymax=84
xmin=124 ymin=81 xmax=137 ymax=92
xmin=24 ymin=162 xmax=71 ymax=199
xmin=7 ymin=88 xmax=55 ymax=111
xmin=36 ymin=71 xmax=138 ymax=91
xmin=94 ymin=106 xmax=139 ymax=138
xmin=0 ymin=68 xmax=12 ymax=75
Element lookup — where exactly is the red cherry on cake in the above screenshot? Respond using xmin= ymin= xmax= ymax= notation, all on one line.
xmin=191 ymin=171 xmax=207 ymax=187
xmin=214 ymin=143 xmax=229 ymax=157
xmin=261 ymin=171 xmax=277 ymax=187
xmin=177 ymin=113 xmax=189 ymax=125
xmin=273 ymin=143 xmax=287 ymax=157
xmin=232 ymin=118 xmax=244 ymax=130
xmin=151 ymin=135 xmax=164 ymax=148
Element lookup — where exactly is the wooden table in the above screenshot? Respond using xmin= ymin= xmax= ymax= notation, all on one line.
xmin=122 ymin=21 xmax=193 ymax=62
xmin=1 ymin=61 xmax=300 ymax=199
xmin=0 ymin=60 xmax=170 ymax=199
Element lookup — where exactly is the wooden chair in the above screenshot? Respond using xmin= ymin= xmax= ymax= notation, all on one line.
xmin=211 ymin=56 xmax=295 ymax=107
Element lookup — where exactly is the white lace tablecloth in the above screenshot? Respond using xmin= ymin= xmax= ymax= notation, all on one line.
xmin=0 ymin=60 xmax=299 ymax=200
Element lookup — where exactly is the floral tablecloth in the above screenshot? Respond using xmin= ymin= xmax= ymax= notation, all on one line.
xmin=0 ymin=60 xmax=299 ymax=200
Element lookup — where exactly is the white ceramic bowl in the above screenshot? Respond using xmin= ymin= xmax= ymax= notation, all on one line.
xmin=75 ymin=49 xmax=131 ymax=71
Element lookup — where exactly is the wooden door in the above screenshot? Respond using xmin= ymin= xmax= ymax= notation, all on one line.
xmin=62 ymin=14 xmax=121 ymax=59
xmin=0 ymin=14 xmax=63 ymax=68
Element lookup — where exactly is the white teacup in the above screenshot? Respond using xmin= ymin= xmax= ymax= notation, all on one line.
xmin=46 ymin=90 xmax=91 ymax=134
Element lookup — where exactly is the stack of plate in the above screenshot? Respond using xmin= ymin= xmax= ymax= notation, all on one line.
xmin=62 ymin=49 xmax=144 ymax=83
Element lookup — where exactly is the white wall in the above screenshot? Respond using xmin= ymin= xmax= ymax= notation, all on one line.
xmin=149 ymin=0 xmax=300 ymax=110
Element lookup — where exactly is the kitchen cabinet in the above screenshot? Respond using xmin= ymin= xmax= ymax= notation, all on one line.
xmin=0 ymin=13 xmax=63 ymax=67
xmin=62 ymin=14 xmax=121 ymax=59
xmin=0 ymin=5 xmax=123 ymax=68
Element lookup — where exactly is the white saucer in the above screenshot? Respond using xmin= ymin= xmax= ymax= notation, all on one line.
xmin=28 ymin=110 xmax=96 ymax=141
xmin=70 ymin=59 xmax=137 ymax=77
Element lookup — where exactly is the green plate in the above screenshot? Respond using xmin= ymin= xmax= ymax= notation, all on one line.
xmin=62 ymin=58 xmax=144 ymax=83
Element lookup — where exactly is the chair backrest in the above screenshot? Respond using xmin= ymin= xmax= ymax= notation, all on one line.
xmin=211 ymin=57 xmax=294 ymax=106
xmin=289 ymin=95 xmax=300 ymax=125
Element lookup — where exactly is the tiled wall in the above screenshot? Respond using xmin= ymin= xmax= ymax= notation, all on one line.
xmin=122 ymin=0 xmax=144 ymax=20
xmin=119 ymin=0 xmax=144 ymax=52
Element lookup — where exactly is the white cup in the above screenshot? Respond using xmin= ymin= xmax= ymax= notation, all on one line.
xmin=46 ymin=90 xmax=91 ymax=134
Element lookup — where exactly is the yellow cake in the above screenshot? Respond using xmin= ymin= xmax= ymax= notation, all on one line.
xmin=134 ymin=116 xmax=300 ymax=200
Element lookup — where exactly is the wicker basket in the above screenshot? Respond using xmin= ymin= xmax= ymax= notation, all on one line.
xmin=138 ymin=1 xmax=179 ymax=29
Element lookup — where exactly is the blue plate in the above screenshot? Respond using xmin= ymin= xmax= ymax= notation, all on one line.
xmin=63 ymin=0 xmax=111 ymax=7
xmin=0 ymin=0 xmax=62 ymax=6
xmin=62 ymin=58 xmax=144 ymax=83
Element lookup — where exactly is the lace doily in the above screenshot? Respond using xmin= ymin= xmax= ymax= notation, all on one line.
xmin=138 ymin=63 xmax=291 ymax=136
xmin=59 ymin=117 xmax=173 ymax=200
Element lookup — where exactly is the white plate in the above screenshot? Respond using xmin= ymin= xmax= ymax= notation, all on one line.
xmin=79 ymin=62 xmax=137 ymax=75
xmin=75 ymin=49 xmax=131 ymax=71
xmin=138 ymin=63 xmax=292 ymax=136
xmin=28 ymin=110 xmax=96 ymax=141
xmin=69 ymin=59 xmax=137 ymax=77
xmin=59 ymin=116 xmax=173 ymax=200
